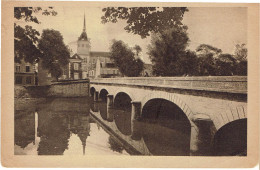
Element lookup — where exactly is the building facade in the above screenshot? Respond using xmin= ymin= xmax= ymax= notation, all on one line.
xmin=14 ymin=58 xmax=37 ymax=86
xmin=65 ymin=14 xmax=120 ymax=80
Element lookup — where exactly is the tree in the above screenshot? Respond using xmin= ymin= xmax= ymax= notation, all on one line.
xmin=133 ymin=45 xmax=142 ymax=57
xmin=14 ymin=7 xmax=57 ymax=63
xmin=197 ymin=55 xmax=217 ymax=76
xmin=196 ymin=44 xmax=223 ymax=76
xmin=101 ymin=7 xmax=188 ymax=38
xmin=234 ymin=60 xmax=247 ymax=76
xmin=180 ymin=50 xmax=200 ymax=76
xmin=234 ymin=43 xmax=247 ymax=62
xmin=216 ymin=54 xmax=236 ymax=76
xmin=15 ymin=25 xmax=41 ymax=63
xmin=233 ymin=44 xmax=247 ymax=75
xmin=148 ymin=28 xmax=197 ymax=76
xmin=195 ymin=44 xmax=248 ymax=76
xmin=196 ymin=44 xmax=222 ymax=58
xmin=38 ymin=29 xmax=70 ymax=81
xmin=110 ymin=40 xmax=144 ymax=77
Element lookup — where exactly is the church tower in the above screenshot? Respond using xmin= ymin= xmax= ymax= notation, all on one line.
xmin=77 ymin=13 xmax=91 ymax=58
xmin=77 ymin=13 xmax=91 ymax=79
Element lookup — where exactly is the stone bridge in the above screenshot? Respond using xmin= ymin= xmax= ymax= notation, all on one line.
xmin=89 ymin=76 xmax=247 ymax=155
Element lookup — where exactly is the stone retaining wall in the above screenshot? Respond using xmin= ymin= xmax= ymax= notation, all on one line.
xmin=15 ymin=80 xmax=90 ymax=98
xmin=48 ymin=80 xmax=89 ymax=97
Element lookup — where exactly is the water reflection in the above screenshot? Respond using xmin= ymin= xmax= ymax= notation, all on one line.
xmin=15 ymin=97 xmax=245 ymax=156
xmin=14 ymin=97 xmax=129 ymax=155
xmin=91 ymin=101 xmax=131 ymax=136
xmin=108 ymin=136 xmax=124 ymax=153
xmin=113 ymin=108 xmax=132 ymax=136
xmin=90 ymin=100 xmax=191 ymax=156
xmin=139 ymin=121 xmax=190 ymax=155
xmin=15 ymin=111 xmax=36 ymax=149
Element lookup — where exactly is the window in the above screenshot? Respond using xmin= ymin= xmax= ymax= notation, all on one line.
xmin=93 ymin=59 xmax=95 ymax=64
xmin=15 ymin=76 xmax=22 ymax=84
xmin=113 ymin=70 xmax=116 ymax=74
xmin=16 ymin=66 xmax=20 ymax=72
xmin=26 ymin=66 xmax=30 ymax=72
xmin=82 ymin=44 xmax=84 ymax=47
xmin=26 ymin=76 xmax=32 ymax=84
xmin=74 ymin=63 xmax=79 ymax=70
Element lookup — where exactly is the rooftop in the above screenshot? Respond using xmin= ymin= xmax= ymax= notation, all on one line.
xmin=70 ymin=53 xmax=83 ymax=60
xmin=90 ymin=51 xmax=110 ymax=58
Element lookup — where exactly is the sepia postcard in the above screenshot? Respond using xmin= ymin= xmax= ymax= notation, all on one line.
xmin=1 ymin=1 xmax=259 ymax=168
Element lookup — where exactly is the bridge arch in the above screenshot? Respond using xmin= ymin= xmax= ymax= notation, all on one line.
xmin=140 ymin=95 xmax=192 ymax=155
xmin=141 ymin=92 xmax=194 ymax=122
xmin=213 ymin=118 xmax=247 ymax=156
xmin=211 ymin=104 xmax=247 ymax=130
xmin=114 ymin=88 xmax=135 ymax=102
xmin=99 ymin=89 xmax=109 ymax=102
xmin=114 ymin=92 xmax=132 ymax=109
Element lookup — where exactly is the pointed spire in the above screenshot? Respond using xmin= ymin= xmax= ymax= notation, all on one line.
xmin=83 ymin=12 xmax=86 ymax=32
xmin=78 ymin=12 xmax=88 ymax=41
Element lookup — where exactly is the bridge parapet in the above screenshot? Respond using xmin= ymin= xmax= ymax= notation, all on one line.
xmin=90 ymin=76 xmax=247 ymax=94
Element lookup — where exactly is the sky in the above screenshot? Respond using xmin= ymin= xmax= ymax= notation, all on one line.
xmin=17 ymin=6 xmax=247 ymax=64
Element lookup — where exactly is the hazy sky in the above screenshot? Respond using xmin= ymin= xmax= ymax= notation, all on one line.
xmin=18 ymin=6 xmax=247 ymax=63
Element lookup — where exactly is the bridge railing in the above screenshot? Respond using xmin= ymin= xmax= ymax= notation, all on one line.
xmin=90 ymin=76 xmax=247 ymax=94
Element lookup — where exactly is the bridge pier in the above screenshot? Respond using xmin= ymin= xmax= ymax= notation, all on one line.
xmin=107 ymin=95 xmax=114 ymax=108
xmin=190 ymin=114 xmax=216 ymax=156
xmin=131 ymin=101 xmax=142 ymax=140
xmin=190 ymin=124 xmax=199 ymax=155
xmin=106 ymin=95 xmax=114 ymax=122
xmin=106 ymin=108 xmax=114 ymax=122
xmin=131 ymin=101 xmax=141 ymax=121
xmin=92 ymin=102 xmax=99 ymax=112
xmin=94 ymin=91 xmax=99 ymax=102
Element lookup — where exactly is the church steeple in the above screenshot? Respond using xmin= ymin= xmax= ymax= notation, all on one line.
xmin=83 ymin=12 xmax=86 ymax=32
xmin=78 ymin=13 xmax=88 ymax=41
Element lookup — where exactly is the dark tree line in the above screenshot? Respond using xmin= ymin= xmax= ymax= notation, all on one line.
xmin=149 ymin=29 xmax=247 ymax=76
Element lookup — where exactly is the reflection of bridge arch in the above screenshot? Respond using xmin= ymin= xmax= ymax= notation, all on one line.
xmin=89 ymin=87 xmax=96 ymax=97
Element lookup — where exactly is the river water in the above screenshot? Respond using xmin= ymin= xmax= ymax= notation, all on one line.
xmin=14 ymin=97 xmax=246 ymax=156
xmin=14 ymin=97 xmax=193 ymax=156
